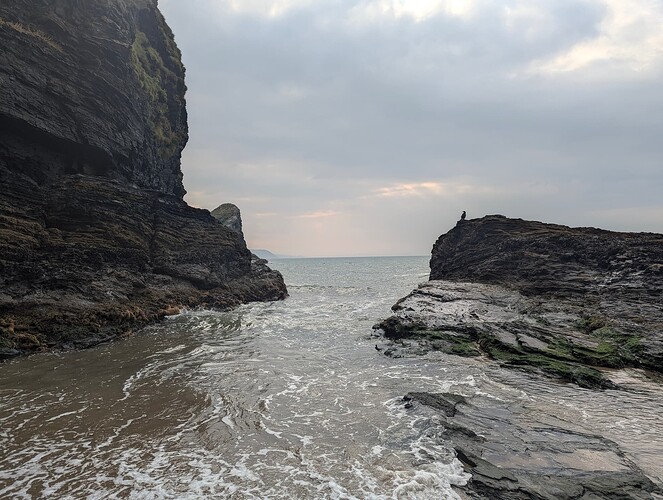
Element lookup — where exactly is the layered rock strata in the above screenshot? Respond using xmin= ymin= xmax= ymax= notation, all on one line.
xmin=377 ymin=215 xmax=663 ymax=388
xmin=377 ymin=215 xmax=663 ymax=497
xmin=0 ymin=0 xmax=287 ymax=358
xmin=403 ymin=392 xmax=662 ymax=499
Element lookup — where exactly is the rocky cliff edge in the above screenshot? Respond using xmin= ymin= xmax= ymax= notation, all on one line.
xmin=378 ymin=215 xmax=663 ymax=388
xmin=376 ymin=215 xmax=663 ymax=498
xmin=0 ymin=0 xmax=287 ymax=358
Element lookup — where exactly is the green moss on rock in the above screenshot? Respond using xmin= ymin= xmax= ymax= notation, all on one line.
xmin=576 ymin=315 xmax=611 ymax=334
xmin=428 ymin=333 xmax=481 ymax=357
xmin=131 ymin=26 xmax=186 ymax=158
xmin=482 ymin=339 xmax=611 ymax=389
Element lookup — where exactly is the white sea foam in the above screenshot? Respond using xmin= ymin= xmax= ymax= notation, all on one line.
xmin=154 ymin=344 xmax=187 ymax=355
xmin=2 ymin=256 xmax=662 ymax=497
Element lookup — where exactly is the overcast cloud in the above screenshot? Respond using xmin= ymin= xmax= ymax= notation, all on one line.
xmin=159 ymin=0 xmax=663 ymax=257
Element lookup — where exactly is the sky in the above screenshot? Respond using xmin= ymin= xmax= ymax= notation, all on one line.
xmin=159 ymin=0 xmax=663 ymax=257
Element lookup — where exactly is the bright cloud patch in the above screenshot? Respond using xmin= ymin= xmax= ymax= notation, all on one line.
xmin=376 ymin=182 xmax=445 ymax=197
xmin=226 ymin=0 xmax=476 ymax=21
xmin=528 ymin=0 xmax=663 ymax=77
xmin=225 ymin=0 xmax=313 ymax=17
xmin=292 ymin=210 xmax=340 ymax=219
xmin=347 ymin=0 xmax=477 ymax=24
xmin=391 ymin=0 xmax=476 ymax=20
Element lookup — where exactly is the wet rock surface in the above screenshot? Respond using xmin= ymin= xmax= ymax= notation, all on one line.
xmin=378 ymin=280 xmax=630 ymax=389
xmin=377 ymin=216 xmax=663 ymax=388
xmin=0 ymin=0 xmax=287 ymax=358
xmin=402 ymin=391 xmax=662 ymax=499
xmin=377 ymin=215 xmax=663 ymax=497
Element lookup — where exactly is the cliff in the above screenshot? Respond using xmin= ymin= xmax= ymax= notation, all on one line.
xmin=0 ymin=0 xmax=287 ymax=358
xmin=378 ymin=215 xmax=663 ymax=386
xmin=1 ymin=0 xmax=187 ymax=196
xmin=430 ymin=215 xmax=663 ymax=301
xmin=376 ymin=216 xmax=663 ymax=498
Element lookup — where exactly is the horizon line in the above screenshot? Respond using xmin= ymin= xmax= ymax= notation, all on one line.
xmin=264 ymin=254 xmax=430 ymax=260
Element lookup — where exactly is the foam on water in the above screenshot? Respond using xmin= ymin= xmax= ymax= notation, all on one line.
xmin=2 ymin=256 xmax=663 ymax=497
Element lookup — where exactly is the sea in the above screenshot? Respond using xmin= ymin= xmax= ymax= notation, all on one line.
xmin=1 ymin=256 xmax=662 ymax=499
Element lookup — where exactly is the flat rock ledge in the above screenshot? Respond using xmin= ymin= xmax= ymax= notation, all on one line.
xmin=375 ymin=281 xmax=662 ymax=389
xmin=402 ymin=392 xmax=662 ymax=500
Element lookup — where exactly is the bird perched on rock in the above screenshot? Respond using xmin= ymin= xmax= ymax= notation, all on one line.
xmin=461 ymin=211 xmax=467 ymax=221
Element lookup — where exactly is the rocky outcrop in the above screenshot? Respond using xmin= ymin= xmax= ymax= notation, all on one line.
xmin=211 ymin=203 xmax=244 ymax=238
xmin=210 ymin=203 xmax=278 ymax=282
xmin=403 ymin=392 xmax=662 ymax=499
xmin=1 ymin=0 xmax=188 ymax=196
xmin=376 ymin=216 xmax=663 ymax=497
xmin=430 ymin=215 xmax=663 ymax=302
xmin=377 ymin=216 xmax=663 ymax=388
xmin=0 ymin=0 xmax=287 ymax=358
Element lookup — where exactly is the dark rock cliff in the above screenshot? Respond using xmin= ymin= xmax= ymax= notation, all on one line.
xmin=1 ymin=0 xmax=187 ymax=196
xmin=378 ymin=215 xmax=663 ymax=385
xmin=377 ymin=216 xmax=663 ymax=498
xmin=0 ymin=0 xmax=287 ymax=358
xmin=430 ymin=215 xmax=663 ymax=300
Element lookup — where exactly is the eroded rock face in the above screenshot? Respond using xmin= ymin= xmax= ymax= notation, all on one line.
xmin=0 ymin=0 xmax=287 ymax=358
xmin=378 ymin=216 xmax=663 ymax=387
xmin=402 ymin=392 xmax=662 ymax=499
xmin=376 ymin=216 xmax=663 ymax=499
xmin=211 ymin=203 xmax=244 ymax=238
xmin=1 ymin=0 xmax=188 ymax=196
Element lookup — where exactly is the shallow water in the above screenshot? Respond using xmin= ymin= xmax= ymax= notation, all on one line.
xmin=1 ymin=257 xmax=662 ymax=498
